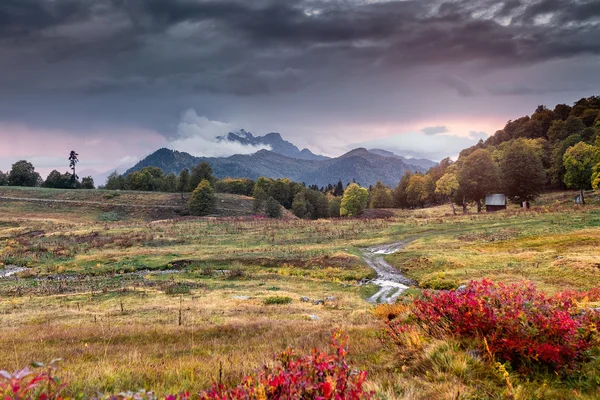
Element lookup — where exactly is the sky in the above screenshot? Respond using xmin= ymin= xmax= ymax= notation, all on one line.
xmin=1 ymin=0 xmax=600 ymax=180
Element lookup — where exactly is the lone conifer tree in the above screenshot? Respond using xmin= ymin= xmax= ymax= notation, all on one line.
xmin=69 ymin=150 xmax=79 ymax=182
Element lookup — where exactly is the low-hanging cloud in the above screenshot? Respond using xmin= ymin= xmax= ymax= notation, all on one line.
xmin=420 ymin=126 xmax=450 ymax=135
xmin=352 ymin=129 xmax=490 ymax=161
xmin=169 ymin=109 xmax=271 ymax=157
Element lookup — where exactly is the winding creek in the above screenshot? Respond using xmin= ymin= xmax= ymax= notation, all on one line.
xmin=362 ymin=241 xmax=417 ymax=304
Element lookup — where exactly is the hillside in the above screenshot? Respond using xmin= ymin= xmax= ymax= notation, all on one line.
xmin=0 ymin=186 xmax=258 ymax=220
xmin=126 ymin=148 xmax=428 ymax=187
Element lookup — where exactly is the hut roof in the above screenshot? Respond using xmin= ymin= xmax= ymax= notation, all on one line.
xmin=485 ymin=194 xmax=506 ymax=206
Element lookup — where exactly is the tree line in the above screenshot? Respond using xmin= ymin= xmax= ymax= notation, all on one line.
xmin=0 ymin=156 xmax=95 ymax=190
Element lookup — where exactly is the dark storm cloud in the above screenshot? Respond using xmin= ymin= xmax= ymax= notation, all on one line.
xmin=2 ymin=0 xmax=600 ymax=98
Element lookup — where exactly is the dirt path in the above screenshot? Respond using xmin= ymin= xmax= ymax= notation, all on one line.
xmin=362 ymin=241 xmax=417 ymax=304
xmin=0 ymin=196 xmax=182 ymax=209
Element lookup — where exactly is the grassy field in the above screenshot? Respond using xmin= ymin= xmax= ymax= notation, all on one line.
xmin=1 ymin=188 xmax=600 ymax=398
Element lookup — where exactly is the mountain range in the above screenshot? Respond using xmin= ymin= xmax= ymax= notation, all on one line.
xmin=217 ymin=130 xmax=328 ymax=161
xmin=125 ymin=131 xmax=437 ymax=187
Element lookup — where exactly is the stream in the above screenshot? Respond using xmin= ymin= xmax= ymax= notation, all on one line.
xmin=361 ymin=241 xmax=417 ymax=304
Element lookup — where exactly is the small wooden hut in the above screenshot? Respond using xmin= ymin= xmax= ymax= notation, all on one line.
xmin=485 ymin=194 xmax=507 ymax=212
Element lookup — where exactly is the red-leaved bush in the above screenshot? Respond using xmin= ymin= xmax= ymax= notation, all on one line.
xmin=400 ymin=279 xmax=600 ymax=371
xmin=198 ymin=331 xmax=371 ymax=400
xmin=0 ymin=360 xmax=66 ymax=400
xmin=1 ymin=332 xmax=372 ymax=400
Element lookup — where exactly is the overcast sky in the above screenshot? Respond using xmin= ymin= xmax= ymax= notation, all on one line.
xmin=1 ymin=0 xmax=600 ymax=178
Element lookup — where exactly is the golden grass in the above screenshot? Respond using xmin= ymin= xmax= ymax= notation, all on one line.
xmin=2 ymin=189 xmax=600 ymax=398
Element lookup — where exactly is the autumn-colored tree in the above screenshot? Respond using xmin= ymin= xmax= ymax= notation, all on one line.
xmin=563 ymin=142 xmax=600 ymax=204
xmin=189 ymin=179 xmax=216 ymax=216
xmin=592 ymin=162 xmax=600 ymax=190
xmin=369 ymin=181 xmax=393 ymax=208
xmin=435 ymin=173 xmax=459 ymax=215
xmin=406 ymin=174 xmax=433 ymax=208
xmin=393 ymin=171 xmax=413 ymax=208
xmin=340 ymin=183 xmax=369 ymax=217
xmin=457 ymin=149 xmax=500 ymax=212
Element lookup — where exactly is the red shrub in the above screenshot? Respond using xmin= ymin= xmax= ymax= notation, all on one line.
xmin=1 ymin=333 xmax=371 ymax=400
xmin=0 ymin=361 xmax=66 ymax=400
xmin=199 ymin=331 xmax=372 ymax=400
xmin=402 ymin=279 xmax=600 ymax=371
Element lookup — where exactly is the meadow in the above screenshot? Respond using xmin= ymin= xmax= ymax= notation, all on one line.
xmin=1 ymin=187 xmax=600 ymax=399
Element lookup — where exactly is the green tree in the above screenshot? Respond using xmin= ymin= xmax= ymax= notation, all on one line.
xmin=291 ymin=191 xmax=308 ymax=218
xmin=340 ymin=183 xmax=369 ymax=217
xmin=188 ymin=162 xmax=215 ymax=191
xmin=43 ymin=170 xmax=76 ymax=188
xmin=177 ymin=169 xmax=190 ymax=198
xmin=498 ymin=139 xmax=547 ymax=204
xmin=328 ymin=196 xmax=341 ymax=217
xmin=550 ymin=134 xmax=583 ymax=187
xmin=105 ymin=172 xmax=125 ymax=190
xmin=188 ymin=179 xmax=216 ymax=216
xmin=125 ymin=170 xmax=154 ymax=191
xmin=333 ymin=180 xmax=344 ymax=197
xmin=268 ymin=179 xmax=291 ymax=208
xmin=161 ymin=173 xmax=177 ymax=192
xmin=457 ymin=149 xmax=500 ymax=212
xmin=0 ymin=170 xmax=7 ymax=186
xmin=265 ymin=196 xmax=282 ymax=218
xmin=215 ymin=178 xmax=255 ymax=196
xmin=312 ymin=191 xmax=330 ymax=219
xmin=563 ymin=142 xmax=600 ymax=204
xmin=81 ymin=176 xmax=95 ymax=189
xmin=8 ymin=160 xmax=41 ymax=187
xmin=547 ymin=117 xmax=586 ymax=142
xmin=369 ymin=181 xmax=393 ymax=208
xmin=435 ymin=173 xmax=459 ymax=215
xmin=252 ymin=186 xmax=268 ymax=213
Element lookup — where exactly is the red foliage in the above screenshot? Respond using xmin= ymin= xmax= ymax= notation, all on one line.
xmin=399 ymin=279 xmax=600 ymax=371
xmin=0 ymin=362 xmax=66 ymax=400
xmin=1 ymin=333 xmax=371 ymax=400
xmin=199 ymin=331 xmax=372 ymax=399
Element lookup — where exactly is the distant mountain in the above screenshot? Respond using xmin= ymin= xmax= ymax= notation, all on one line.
xmin=369 ymin=149 xmax=438 ymax=170
xmin=217 ymin=130 xmax=329 ymax=161
xmin=126 ymin=147 xmax=427 ymax=187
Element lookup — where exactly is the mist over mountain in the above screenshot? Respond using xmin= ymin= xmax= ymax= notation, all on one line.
xmin=217 ymin=130 xmax=328 ymax=161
